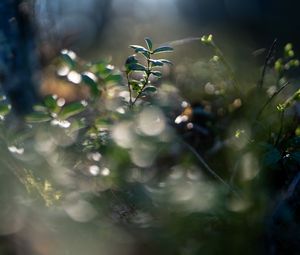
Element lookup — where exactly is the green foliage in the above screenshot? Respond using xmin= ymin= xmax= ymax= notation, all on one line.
xmin=126 ymin=37 xmax=173 ymax=108
xmin=0 ymin=35 xmax=300 ymax=254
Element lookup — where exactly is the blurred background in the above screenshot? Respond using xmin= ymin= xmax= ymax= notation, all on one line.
xmin=0 ymin=1 xmax=300 ymax=255
xmin=35 ymin=0 xmax=300 ymax=61
xmin=35 ymin=0 xmax=300 ymax=100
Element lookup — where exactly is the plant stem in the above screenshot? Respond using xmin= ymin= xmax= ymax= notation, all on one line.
xmin=257 ymin=39 xmax=277 ymax=89
xmin=180 ymin=139 xmax=242 ymax=198
xmin=211 ymin=42 xmax=241 ymax=95
xmin=132 ymin=58 xmax=151 ymax=106
xmin=255 ymin=81 xmax=289 ymax=121
xmin=126 ymin=72 xmax=133 ymax=108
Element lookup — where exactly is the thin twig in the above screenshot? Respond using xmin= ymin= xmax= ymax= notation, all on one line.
xmin=126 ymin=72 xmax=133 ymax=108
xmin=258 ymin=39 xmax=278 ymax=89
xmin=181 ymin=139 xmax=241 ymax=198
xmin=255 ymin=81 xmax=289 ymax=121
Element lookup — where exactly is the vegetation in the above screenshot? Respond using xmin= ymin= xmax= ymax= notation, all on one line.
xmin=0 ymin=35 xmax=300 ymax=254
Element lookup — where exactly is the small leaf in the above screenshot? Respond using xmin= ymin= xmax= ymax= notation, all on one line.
xmin=130 ymin=80 xmax=142 ymax=91
xmin=125 ymin=55 xmax=138 ymax=65
xmin=151 ymin=71 xmax=162 ymax=78
xmin=44 ymin=95 xmax=58 ymax=112
xmin=153 ymin=46 xmax=173 ymax=54
xmin=127 ymin=63 xmax=147 ymax=72
xmin=59 ymin=102 xmax=86 ymax=120
xmin=66 ymin=119 xmax=87 ymax=134
xmin=33 ymin=105 xmax=49 ymax=113
xmin=94 ymin=118 xmax=110 ymax=130
xmin=82 ymin=72 xmax=97 ymax=86
xmin=149 ymin=59 xmax=164 ymax=66
xmin=61 ymin=50 xmax=76 ymax=68
xmin=105 ymin=73 xmax=122 ymax=84
xmin=145 ymin=37 xmax=153 ymax=51
xmin=90 ymin=61 xmax=111 ymax=77
xmin=82 ymin=73 xmax=100 ymax=96
xmin=143 ymin=86 xmax=157 ymax=93
xmin=26 ymin=112 xmax=51 ymax=123
xmin=129 ymin=45 xmax=150 ymax=54
xmin=159 ymin=59 xmax=173 ymax=65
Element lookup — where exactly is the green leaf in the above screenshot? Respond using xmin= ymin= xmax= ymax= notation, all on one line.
xmin=143 ymin=86 xmax=157 ymax=93
xmin=153 ymin=46 xmax=173 ymax=54
xmin=129 ymin=45 xmax=150 ymax=54
xmin=151 ymin=71 xmax=162 ymax=78
xmin=0 ymin=104 xmax=10 ymax=117
xmin=125 ymin=55 xmax=138 ymax=65
xmin=44 ymin=95 xmax=58 ymax=112
xmin=82 ymin=73 xmax=100 ymax=96
xmin=130 ymin=80 xmax=142 ymax=92
xmin=105 ymin=74 xmax=122 ymax=84
xmin=66 ymin=119 xmax=87 ymax=134
xmin=90 ymin=61 xmax=111 ymax=77
xmin=127 ymin=63 xmax=147 ymax=72
xmin=33 ymin=104 xmax=48 ymax=112
xmin=82 ymin=73 xmax=97 ymax=87
xmin=26 ymin=112 xmax=51 ymax=123
xmin=61 ymin=50 xmax=76 ymax=68
xmin=59 ymin=102 xmax=86 ymax=120
xmin=159 ymin=59 xmax=173 ymax=65
xmin=94 ymin=118 xmax=110 ymax=130
xmin=149 ymin=59 xmax=164 ymax=67
xmin=145 ymin=38 xmax=153 ymax=51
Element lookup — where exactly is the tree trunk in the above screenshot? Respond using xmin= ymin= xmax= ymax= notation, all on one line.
xmin=0 ymin=0 xmax=39 ymax=115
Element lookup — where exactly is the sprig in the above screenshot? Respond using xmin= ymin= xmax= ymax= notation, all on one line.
xmin=125 ymin=37 xmax=173 ymax=109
